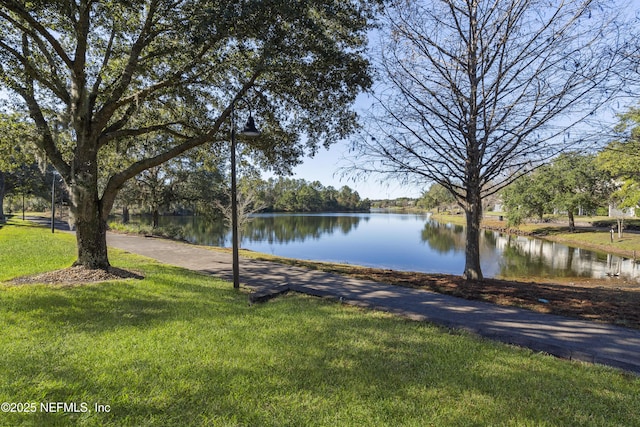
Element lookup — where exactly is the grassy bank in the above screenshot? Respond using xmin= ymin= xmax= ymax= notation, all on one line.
xmin=1 ymin=218 xmax=640 ymax=426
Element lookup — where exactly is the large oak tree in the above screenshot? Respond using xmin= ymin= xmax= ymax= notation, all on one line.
xmin=0 ymin=0 xmax=376 ymax=268
xmin=349 ymin=0 xmax=630 ymax=280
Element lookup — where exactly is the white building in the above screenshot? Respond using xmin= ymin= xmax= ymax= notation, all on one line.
xmin=609 ymin=204 xmax=636 ymax=218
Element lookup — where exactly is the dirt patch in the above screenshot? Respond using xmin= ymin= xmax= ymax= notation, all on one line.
xmin=7 ymin=265 xmax=144 ymax=286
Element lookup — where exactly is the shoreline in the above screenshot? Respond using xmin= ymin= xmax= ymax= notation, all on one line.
xmin=431 ymin=213 xmax=640 ymax=261
xmin=229 ymin=247 xmax=640 ymax=329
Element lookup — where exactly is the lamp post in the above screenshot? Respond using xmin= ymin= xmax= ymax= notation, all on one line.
xmin=230 ymin=99 xmax=260 ymax=289
xmin=51 ymin=170 xmax=58 ymax=233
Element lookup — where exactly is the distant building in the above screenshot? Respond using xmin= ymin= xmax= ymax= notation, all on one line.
xmin=609 ymin=204 xmax=636 ymax=218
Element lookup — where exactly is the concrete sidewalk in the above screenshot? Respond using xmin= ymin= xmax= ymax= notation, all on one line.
xmin=103 ymin=231 xmax=640 ymax=375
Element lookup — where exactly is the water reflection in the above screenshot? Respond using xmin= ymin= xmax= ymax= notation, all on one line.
xmin=245 ymin=214 xmax=364 ymax=244
xmin=136 ymin=213 xmax=640 ymax=282
xmin=420 ymin=223 xmax=502 ymax=265
xmin=494 ymin=233 xmax=640 ymax=281
xmin=421 ymin=222 xmax=464 ymax=253
xmin=138 ymin=215 xmax=228 ymax=246
xmin=139 ymin=213 xmax=363 ymax=246
xmin=418 ymin=219 xmax=639 ymax=281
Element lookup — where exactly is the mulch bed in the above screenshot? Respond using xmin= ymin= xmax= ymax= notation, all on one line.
xmin=8 ymin=266 xmax=143 ymax=286
xmin=347 ymin=269 xmax=640 ymax=330
xmin=257 ymin=256 xmax=640 ymax=330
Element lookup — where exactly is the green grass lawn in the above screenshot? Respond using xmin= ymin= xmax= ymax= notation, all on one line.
xmin=0 ymin=219 xmax=77 ymax=280
xmin=1 ymin=217 xmax=640 ymax=426
xmin=543 ymin=231 xmax=640 ymax=254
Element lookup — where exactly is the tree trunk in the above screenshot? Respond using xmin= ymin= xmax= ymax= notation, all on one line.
xmin=568 ymin=210 xmax=575 ymax=232
xmin=122 ymin=206 xmax=130 ymax=224
xmin=152 ymin=209 xmax=159 ymax=229
xmin=617 ymin=218 xmax=624 ymax=238
xmin=69 ymin=149 xmax=111 ymax=270
xmin=74 ymin=209 xmax=110 ymax=269
xmin=463 ymin=191 xmax=483 ymax=281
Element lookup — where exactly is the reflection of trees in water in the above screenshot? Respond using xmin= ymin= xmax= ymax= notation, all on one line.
xmin=137 ymin=215 xmax=228 ymax=246
xmin=181 ymin=217 xmax=228 ymax=246
xmin=421 ymin=222 xmax=501 ymax=256
xmin=138 ymin=214 xmax=364 ymax=246
xmin=497 ymin=235 xmax=591 ymax=279
xmin=482 ymin=230 xmax=497 ymax=247
xmin=244 ymin=215 xmax=364 ymax=244
xmin=420 ymin=221 xmax=464 ymax=253
xmin=420 ymin=223 xmax=614 ymax=279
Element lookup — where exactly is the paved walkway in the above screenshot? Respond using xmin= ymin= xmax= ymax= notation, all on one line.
xmin=101 ymin=231 xmax=640 ymax=375
xmin=22 ymin=217 xmax=640 ymax=375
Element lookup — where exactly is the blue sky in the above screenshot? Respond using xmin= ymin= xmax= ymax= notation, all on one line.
xmin=282 ymin=94 xmax=425 ymax=201
xmin=286 ymin=139 xmax=423 ymax=201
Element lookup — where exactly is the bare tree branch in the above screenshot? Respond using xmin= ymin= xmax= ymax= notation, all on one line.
xmin=348 ymin=0 xmax=632 ymax=279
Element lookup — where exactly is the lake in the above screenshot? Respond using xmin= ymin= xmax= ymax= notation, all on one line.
xmin=137 ymin=211 xmax=640 ymax=282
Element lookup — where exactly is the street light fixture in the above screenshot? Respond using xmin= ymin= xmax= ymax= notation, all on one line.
xmin=230 ymin=99 xmax=260 ymax=289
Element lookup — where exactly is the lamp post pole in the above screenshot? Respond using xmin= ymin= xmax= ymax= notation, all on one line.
xmin=51 ymin=170 xmax=57 ymax=234
xmin=229 ymin=99 xmax=260 ymax=289
xmin=230 ymin=105 xmax=240 ymax=289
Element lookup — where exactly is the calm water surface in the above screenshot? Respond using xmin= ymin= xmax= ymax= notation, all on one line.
xmin=142 ymin=212 xmax=640 ymax=282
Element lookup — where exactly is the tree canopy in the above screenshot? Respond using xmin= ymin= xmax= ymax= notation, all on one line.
xmin=252 ymin=177 xmax=370 ymax=213
xmin=502 ymin=152 xmax=613 ymax=230
xmin=0 ymin=0 xmax=377 ymax=268
xmin=417 ymin=184 xmax=457 ymax=212
xmin=598 ymin=107 xmax=640 ymax=212
xmin=0 ymin=112 xmax=41 ymax=221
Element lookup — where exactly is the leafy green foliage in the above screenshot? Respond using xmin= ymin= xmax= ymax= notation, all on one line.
xmin=417 ymin=183 xmax=457 ymax=211
xmin=501 ymin=173 xmax=550 ymax=227
xmin=502 ymin=153 xmax=613 ymax=229
xmin=0 ymin=113 xmax=37 ymax=172
xmin=541 ymin=153 xmax=612 ymax=230
xmin=0 ymin=113 xmax=44 ymax=221
xmin=598 ymin=108 xmax=640 ymax=211
xmin=253 ymin=177 xmax=371 ymax=212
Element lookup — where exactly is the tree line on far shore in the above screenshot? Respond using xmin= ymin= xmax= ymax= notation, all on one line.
xmin=1 ymin=158 xmax=371 ymax=227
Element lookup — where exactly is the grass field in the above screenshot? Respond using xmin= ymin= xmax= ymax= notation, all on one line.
xmin=1 ymin=217 xmax=639 ymax=426
xmin=0 ymin=219 xmax=77 ymax=280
